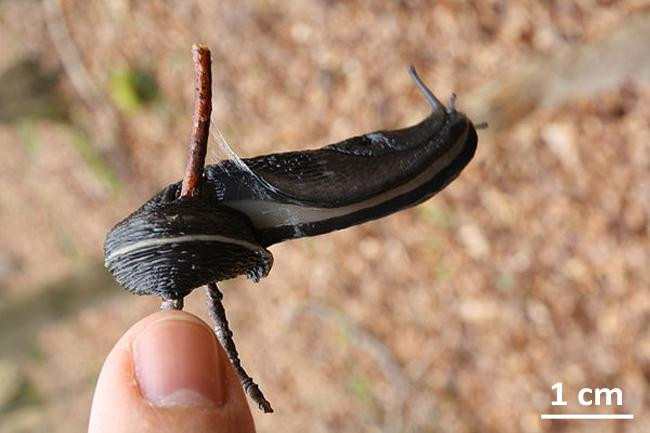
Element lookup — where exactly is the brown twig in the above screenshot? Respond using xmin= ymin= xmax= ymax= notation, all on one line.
xmin=180 ymin=44 xmax=212 ymax=198
xmin=206 ymin=283 xmax=274 ymax=413
xmin=160 ymin=44 xmax=212 ymax=313
xmin=170 ymin=44 xmax=273 ymax=412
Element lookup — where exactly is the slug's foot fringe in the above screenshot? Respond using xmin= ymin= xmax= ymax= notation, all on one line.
xmin=246 ymin=249 xmax=274 ymax=283
xmin=205 ymin=282 xmax=274 ymax=413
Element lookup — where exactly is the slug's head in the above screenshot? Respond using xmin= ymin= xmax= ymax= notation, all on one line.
xmin=104 ymin=188 xmax=273 ymax=299
xmin=405 ymin=64 xmax=480 ymax=141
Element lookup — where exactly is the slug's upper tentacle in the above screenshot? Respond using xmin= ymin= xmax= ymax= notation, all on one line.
xmin=407 ymin=64 xmax=445 ymax=112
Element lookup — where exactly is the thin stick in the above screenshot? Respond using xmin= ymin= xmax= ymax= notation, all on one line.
xmin=160 ymin=44 xmax=212 ymax=312
xmin=206 ymin=283 xmax=274 ymax=413
xmin=173 ymin=45 xmax=273 ymax=412
xmin=180 ymin=44 xmax=212 ymax=198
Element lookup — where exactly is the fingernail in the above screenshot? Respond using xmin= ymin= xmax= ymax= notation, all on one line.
xmin=133 ymin=316 xmax=224 ymax=407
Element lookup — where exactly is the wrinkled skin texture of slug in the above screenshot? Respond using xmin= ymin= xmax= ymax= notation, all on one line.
xmin=105 ymin=193 xmax=273 ymax=298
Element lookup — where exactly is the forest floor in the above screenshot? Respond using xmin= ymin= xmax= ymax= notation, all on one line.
xmin=0 ymin=1 xmax=649 ymax=432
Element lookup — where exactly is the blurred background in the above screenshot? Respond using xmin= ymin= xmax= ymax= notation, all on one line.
xmin=0 ymin=1 xmax=649 ymax=432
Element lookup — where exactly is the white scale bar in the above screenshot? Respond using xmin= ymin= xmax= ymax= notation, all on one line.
xmin=541 ymin=414 xmax=634 ymax=420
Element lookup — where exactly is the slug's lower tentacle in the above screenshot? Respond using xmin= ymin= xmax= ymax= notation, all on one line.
xmin=205 ymin=283 xmax=273 ymax=413
xmin=447 ymin=93 xmax=457 ymax=114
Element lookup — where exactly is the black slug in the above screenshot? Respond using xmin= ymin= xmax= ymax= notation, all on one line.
xmin=104 ymin=66 xmax=478 ymax=300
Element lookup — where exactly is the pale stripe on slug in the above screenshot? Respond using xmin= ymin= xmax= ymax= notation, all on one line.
xmin=226 ymin=124 xmax=470 ymax=230
xmin=105 ymin=234 xmax=265 ymax=264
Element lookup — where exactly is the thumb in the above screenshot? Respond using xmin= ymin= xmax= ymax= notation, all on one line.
xmin=88 ymin=310 xmax=255 ymax=433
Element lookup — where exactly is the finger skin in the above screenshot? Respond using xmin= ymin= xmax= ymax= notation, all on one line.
xmin=88 ymin=310 xmax=255 ymax=433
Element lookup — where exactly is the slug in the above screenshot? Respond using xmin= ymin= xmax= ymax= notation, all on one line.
xmin=104 ymin=66 xmax=479 ymax=300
